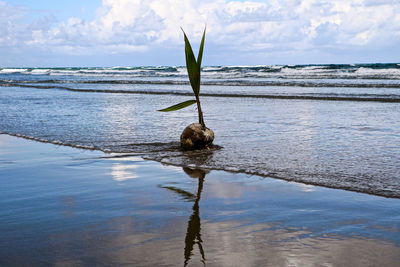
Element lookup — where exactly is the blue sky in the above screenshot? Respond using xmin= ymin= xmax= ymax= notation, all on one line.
xmin=8 ymin=0 xmax=101 ymax=21
xmin=1 ymin=0 xmax=399 ymax=67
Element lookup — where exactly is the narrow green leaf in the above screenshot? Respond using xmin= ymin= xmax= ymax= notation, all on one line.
xmin=158 ymin=100 xmax=197 ymax=112
xmin=197 ymin=27 xmax=206 ymax=68
xmin=181 ymin=28 xmax=200 ymax=97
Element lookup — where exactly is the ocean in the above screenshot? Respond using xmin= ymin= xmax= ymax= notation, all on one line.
xmin=1 ymin=64 xmax=400 ymax=198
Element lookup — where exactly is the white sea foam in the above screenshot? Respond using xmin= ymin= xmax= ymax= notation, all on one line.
xmin=0 ymin=68 xmax=28 ymax=74
xmin=355 ymin=67 xmax=400 ymax=75
xmin=280 ymin=66 xmax=329 ymax=75
xmin=225 ymin=166 xmax=240 ymax=172
xmin=31 ymin=69 xmax=51 ymax=75
xmin=203 ymin=66 xmax=223 ymax=71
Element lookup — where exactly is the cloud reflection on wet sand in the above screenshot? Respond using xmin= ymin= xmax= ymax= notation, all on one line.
xmin=46 ymin=216 xmax=400 ymax=267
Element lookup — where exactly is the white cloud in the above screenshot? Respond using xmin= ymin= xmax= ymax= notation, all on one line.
xmin=1 ymin=0 xmax=400 ymax=65
xmin=0 ymin=2 xmax=28 ymax=46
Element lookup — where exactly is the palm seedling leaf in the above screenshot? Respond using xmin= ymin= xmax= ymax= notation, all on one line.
xmin=158 ymin=27 xmax=206 ymax=117
xmin=158 ymin=99 xmax=197 ymax=112
xmin=182 ymin=28 xmax=201 ymax=97
xmin=197 ymin=27 xmax=206 ymax=68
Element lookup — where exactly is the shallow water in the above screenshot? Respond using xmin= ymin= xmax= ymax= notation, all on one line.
xmin=1 ymin=135 xmax=400 ymax=266
xmin=1 ymin=64 xmax=400 ymax=197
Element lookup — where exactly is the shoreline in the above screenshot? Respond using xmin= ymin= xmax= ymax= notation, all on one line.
xmin=3 ymin=82 xmax=400 ymax=103
xmin=1 ymin=133 xmax=400 ymax=266
xmin=2 ymin=132 xmax=399 ymax=200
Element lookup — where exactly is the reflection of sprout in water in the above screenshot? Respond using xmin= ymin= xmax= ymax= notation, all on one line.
xmin=183 ymin=167 xmax=206 ymax=266
xmin=160 ymin=167 xmax=208 ymax=266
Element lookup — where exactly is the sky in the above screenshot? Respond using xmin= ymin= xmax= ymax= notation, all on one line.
xmin=1 ymin=0 xmax=399 ymax=67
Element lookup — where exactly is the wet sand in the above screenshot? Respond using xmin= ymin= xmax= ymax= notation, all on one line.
xmin=1 ymin=134 xmax=399 ymax=266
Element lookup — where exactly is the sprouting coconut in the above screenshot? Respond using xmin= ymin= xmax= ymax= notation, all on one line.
xmin=158 ymin=27 xmax=214 ymax=150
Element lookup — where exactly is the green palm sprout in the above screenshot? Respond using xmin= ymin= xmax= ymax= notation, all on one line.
xmin=158 ymin=27 xmax=206 ymax=127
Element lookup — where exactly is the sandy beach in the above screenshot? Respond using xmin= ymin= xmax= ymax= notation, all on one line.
xmin=1 ymin=133 xmax=399 ymax=266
